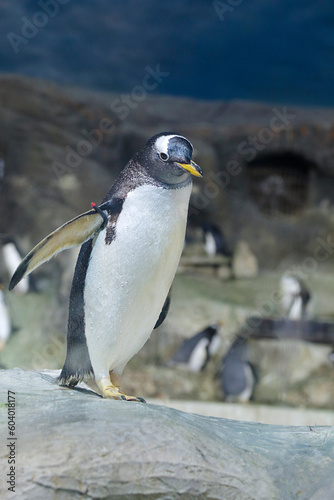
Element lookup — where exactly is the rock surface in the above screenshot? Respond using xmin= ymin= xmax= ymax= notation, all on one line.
xmin=232 ymin=241 xmax=258 ymax=279
xmin=1 ymin=369 xmax=334 ymax=499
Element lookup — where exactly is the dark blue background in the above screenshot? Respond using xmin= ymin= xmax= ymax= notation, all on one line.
xmin=1 ymin=1 xmax=334 ymax=106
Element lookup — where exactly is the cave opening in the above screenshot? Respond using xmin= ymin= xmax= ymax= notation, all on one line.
xmin=247 ymin=152 xmax=314 ymax=218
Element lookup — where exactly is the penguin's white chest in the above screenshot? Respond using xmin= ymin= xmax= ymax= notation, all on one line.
xmin=84 ymin=183 xmax=192 ymax=378
xmin=289 ymin=296 xmax=303 ymax=320
xmin=188 ymin=338 xmax=209 ymax=372
xmin=0 ymin=291 xmax=11 ymax=345
xmin=2 ymin=244 xmax=29 ymax=295
xmin=204 ymin=232 xmax=216 ymax=256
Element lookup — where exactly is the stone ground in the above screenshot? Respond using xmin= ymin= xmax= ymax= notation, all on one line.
xmin=0 ymin=369 xmax=334 ymax=500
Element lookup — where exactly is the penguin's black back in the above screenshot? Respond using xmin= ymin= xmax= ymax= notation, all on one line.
xmin=221 ymin=340 xmax=255 ymax=397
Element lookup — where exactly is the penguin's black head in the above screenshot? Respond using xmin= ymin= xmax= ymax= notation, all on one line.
xmin=138 ymin=132 xmax=203 ymax=186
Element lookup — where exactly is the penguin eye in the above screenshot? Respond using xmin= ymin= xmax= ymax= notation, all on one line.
xmin=159 ymin=152 xmax=169 ymax=162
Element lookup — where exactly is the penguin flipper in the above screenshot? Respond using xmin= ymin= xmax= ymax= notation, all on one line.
xmin=9 ymin=208 xmax=106 ymax=290
xmin=154 ymin=287 xmax=172 ymax=329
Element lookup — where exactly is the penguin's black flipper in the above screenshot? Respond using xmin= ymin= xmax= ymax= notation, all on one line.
xmin=9 ymin=208 xmax=107 ymax=291
xmin=154 ymin=287 xmax=172 ymax=329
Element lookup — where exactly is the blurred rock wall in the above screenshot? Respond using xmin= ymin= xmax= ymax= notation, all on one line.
xmin=1 ymin=75 xmax=334 ymax=275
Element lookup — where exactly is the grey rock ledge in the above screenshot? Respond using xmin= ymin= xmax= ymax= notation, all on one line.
xmin=0 ymin=368 xmax=333 ymax=499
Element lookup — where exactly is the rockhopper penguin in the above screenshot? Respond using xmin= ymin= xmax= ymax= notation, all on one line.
xmin=1 ymin=236 xmax=31 ymax=294
xmin=0 ymin=281 xmax=11 ymax=350
xmin=9 ymin=133 xmax=202 ymax=401
xmin=279 ymin=274 xmax=311 ymax=320
xmin=168 ymin=324 xmax=221 ymax=372
xmin=220 ymin=340 xmax=256 ymax=402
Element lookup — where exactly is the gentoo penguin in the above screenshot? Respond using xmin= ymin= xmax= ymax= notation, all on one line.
xmin=0 ymin=281 xmax=11 ymax=350
xmin=1 ymin=237 xmax=30 ymax=294
xmin=202 ymin=223 xmax=231 ymax=257
xmin=168 ymin=324 xmax=220 ymax=372
xmin=220 ymin=340 xmax=256 ymax=402
xmin=9 ymin=132 xmax=202 ymax=401
xmin=279 ymin=274 xmax=311 ymax=320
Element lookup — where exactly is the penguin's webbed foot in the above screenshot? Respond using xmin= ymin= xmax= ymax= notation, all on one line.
xmin=121 ymin=394 xmax=146 ymax=403
xmin=97 ymin=376 xmax=146 ymax=403
xmin=104 ymin=386 xmax=146 ymax=403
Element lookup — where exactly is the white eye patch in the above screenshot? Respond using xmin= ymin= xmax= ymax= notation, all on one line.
xmin=154 ymin=134 xmax=185 ymax=156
